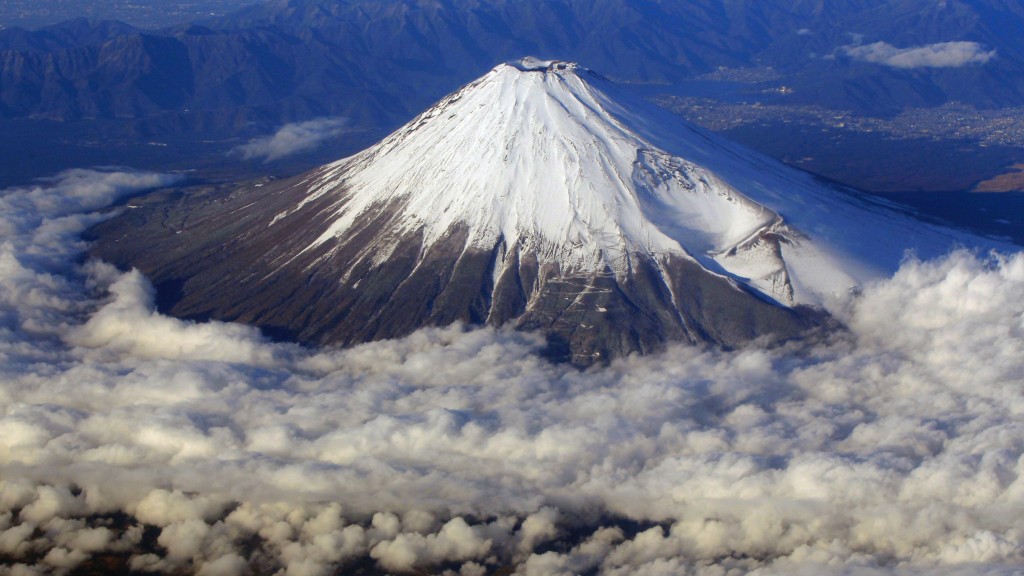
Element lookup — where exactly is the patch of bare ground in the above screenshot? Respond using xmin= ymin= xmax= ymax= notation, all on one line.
xmin=975 ymin=163 xmax=1024 ymax=192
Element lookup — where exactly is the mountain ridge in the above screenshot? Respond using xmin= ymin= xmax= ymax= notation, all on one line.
xmin=2 ymin=0 xmax=1022 ymax=127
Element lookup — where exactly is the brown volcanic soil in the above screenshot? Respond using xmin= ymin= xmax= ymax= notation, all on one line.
xmin=974 ymin=164 xmax=1024 ymax=192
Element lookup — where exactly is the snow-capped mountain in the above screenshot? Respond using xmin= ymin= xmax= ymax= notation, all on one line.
xmin=90 ymin=58 xmax=995 ymax=364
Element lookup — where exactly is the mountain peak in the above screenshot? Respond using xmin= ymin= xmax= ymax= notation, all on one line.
xmin=89 ymin=60 xmax=999 ymax=365
xmin=294 ymin=54 xmax=789 ymax=302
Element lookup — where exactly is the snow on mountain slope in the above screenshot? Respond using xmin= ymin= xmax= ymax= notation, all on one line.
xmin=274 ymin=57 xmax=979 ymax=308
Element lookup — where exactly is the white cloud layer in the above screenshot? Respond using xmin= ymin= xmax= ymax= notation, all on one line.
xmin=232 ymin=117 xmax=348 ymax=162
xmin=0 ymin=170 xmax=1023 ymax=575
xmin=842 ymin=41 xmax=997 ymax=68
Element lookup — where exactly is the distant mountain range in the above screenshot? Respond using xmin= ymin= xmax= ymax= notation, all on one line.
xmin=2 ymin=0 xmax=1023 ymax=133
xmin=0 ymin=0 xmax=262 ymax=30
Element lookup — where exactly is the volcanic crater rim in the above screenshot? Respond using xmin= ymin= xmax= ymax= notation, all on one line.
xmin=508 ymin=56 xmax=580 ymax=73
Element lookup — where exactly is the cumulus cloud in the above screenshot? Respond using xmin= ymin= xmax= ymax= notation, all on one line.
xmin=0 ymin=170 xmax=1023 ymax=574
xmin=232 ymin=117 xmax=348 ymax=162
xmin=67 ymin=267 xmax=294 ymax=366
xmin=842 ymin=41 xmax=997 ymax=69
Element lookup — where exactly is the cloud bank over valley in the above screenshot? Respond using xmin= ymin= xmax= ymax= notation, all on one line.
xmin=0 ymin=171 xmax=1023 ymax=575
xmin=231 ymin=118 xmax=350 ymax=163
xmin=841 ymin=41 xmax=997 ymax=69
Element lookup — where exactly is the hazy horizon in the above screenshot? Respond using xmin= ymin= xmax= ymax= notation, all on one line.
xmin=0 ymin=0 xmax=262 ymax=30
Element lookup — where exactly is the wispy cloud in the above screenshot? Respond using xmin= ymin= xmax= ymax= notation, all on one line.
xmin=842 ymin=40 xmax=996 ymax=69
xmin=232 ymin=117 xmax=348 ymax=162
xmin=0 ymin=170 xmax=1022 ymax=574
